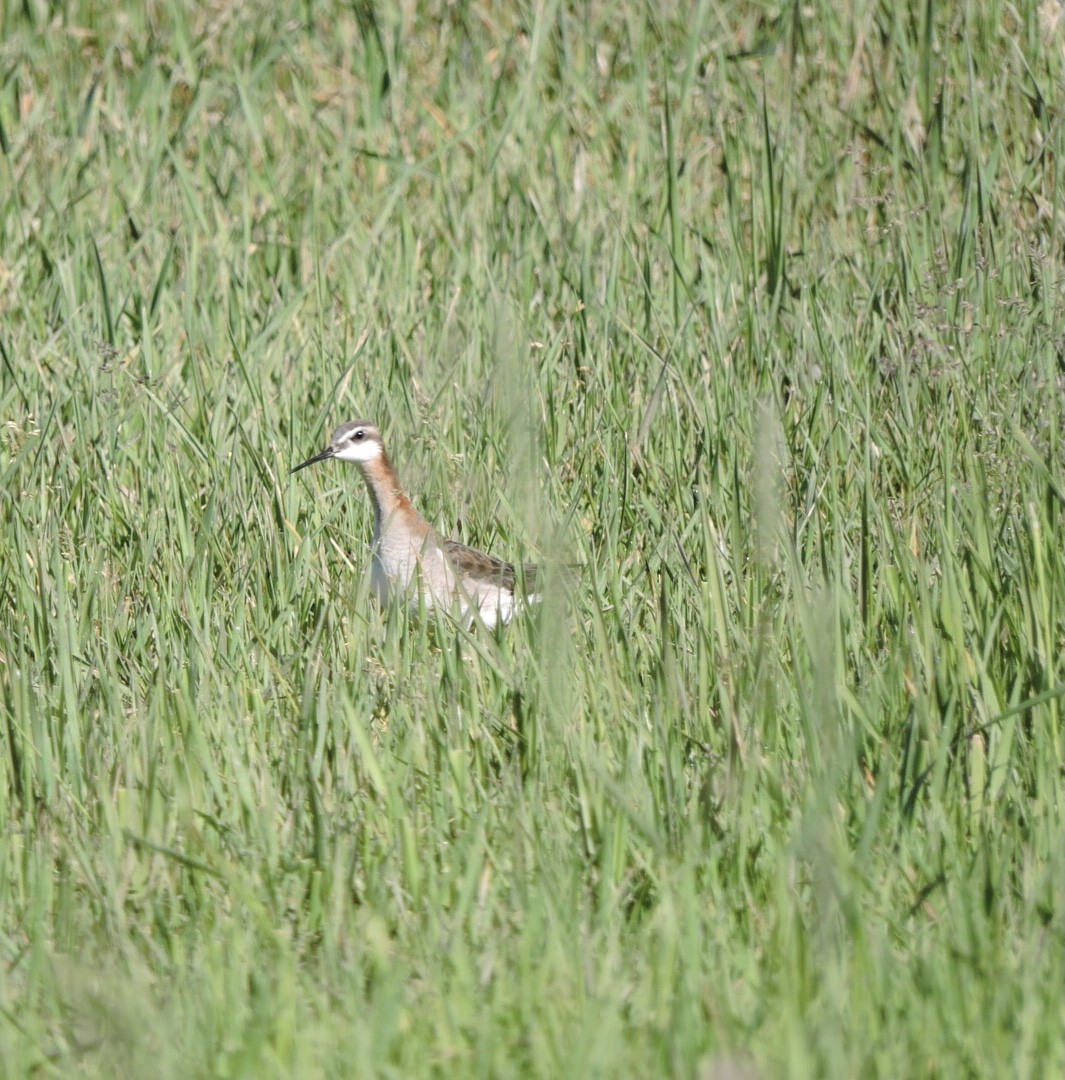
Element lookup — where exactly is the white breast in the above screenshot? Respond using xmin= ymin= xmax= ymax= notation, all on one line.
xmin=373 ymin=525 xmax=454 ymax=614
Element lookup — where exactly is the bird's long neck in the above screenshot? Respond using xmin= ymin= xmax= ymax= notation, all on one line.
xmin=358 ymin=449 xmax=417 ymax=532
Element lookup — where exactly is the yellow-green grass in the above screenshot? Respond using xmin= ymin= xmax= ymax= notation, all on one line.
xmin=1 ymin=2 xmax=1062 ymax=1075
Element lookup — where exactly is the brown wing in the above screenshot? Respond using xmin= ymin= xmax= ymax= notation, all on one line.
xmin=442 ymin=539 xmax=539 ymax=595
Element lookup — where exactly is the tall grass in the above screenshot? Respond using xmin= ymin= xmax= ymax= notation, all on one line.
xmin=1 ymin=2 xmax=1062 ymax=1075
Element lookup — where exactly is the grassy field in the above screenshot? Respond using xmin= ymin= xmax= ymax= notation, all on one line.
xmin=1 ymin=1 xmax=1063 ymax=1075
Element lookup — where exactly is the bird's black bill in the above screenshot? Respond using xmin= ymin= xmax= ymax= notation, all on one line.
xmin=290 ymin=446 xmax=335 ymax=474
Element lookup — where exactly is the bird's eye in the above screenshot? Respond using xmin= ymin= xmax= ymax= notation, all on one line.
xmin=353 ymin=429 xmax=365 ymax=441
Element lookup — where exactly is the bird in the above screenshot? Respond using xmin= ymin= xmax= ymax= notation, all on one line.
xmin=291 ymin=420 xmax=541 ymax=628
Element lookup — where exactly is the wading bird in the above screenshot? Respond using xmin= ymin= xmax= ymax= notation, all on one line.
xmin=291 ymin=421 xmax=541 ymax=628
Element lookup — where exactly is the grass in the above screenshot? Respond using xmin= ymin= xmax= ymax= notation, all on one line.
xmin=1 ymin=1 xmax=1063 ymax=1075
